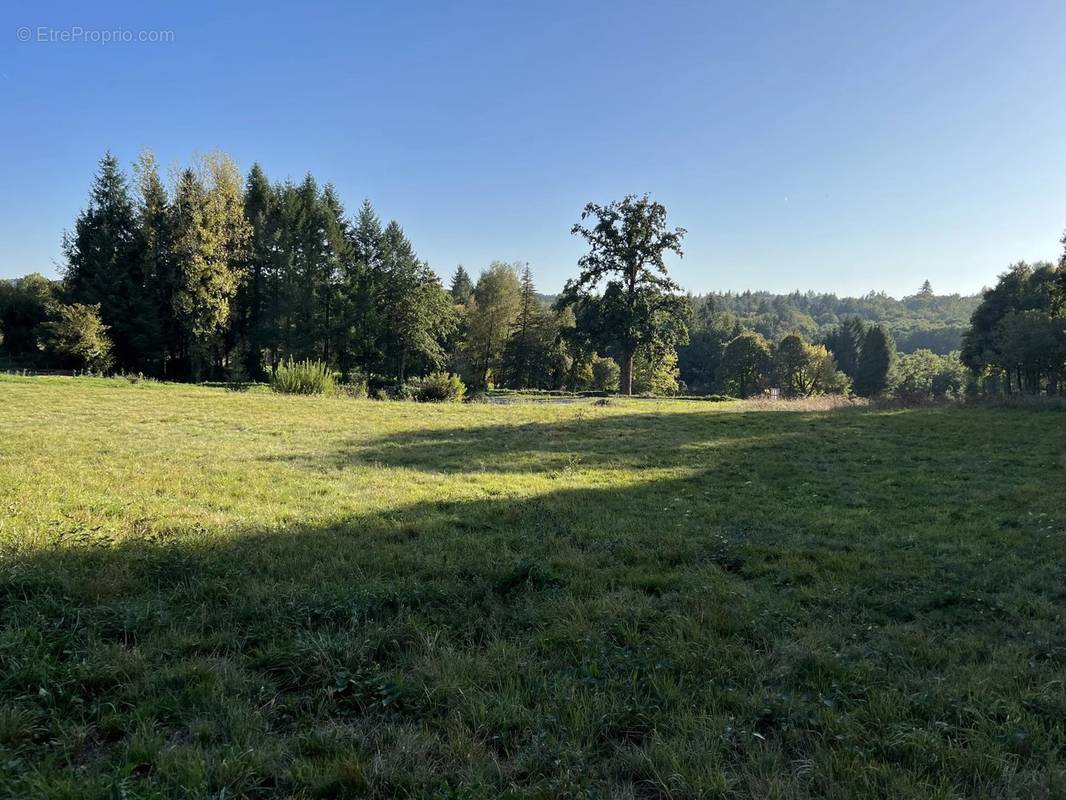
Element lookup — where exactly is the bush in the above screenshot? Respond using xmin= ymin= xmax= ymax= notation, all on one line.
xmin=339 ymin=379 xmax=368 ymax=399
xmin=891 ymin=350 xmax=967 ymax=403
xmin=415 ymin=372 xmax=466 ymax=403
xmin=271 ymin=358 xmax=335 ymax=395
xmin=43 ymin=302 xmax=113 ymax=373
xmin=590 ymin=355 xmax=620 ymax=393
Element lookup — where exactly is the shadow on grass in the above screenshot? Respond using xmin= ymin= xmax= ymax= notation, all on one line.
xmin=3 ymin=403 xmax=1066 ymax=797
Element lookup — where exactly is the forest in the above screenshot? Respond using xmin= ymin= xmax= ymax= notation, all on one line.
xmin=1 ymin=151 xmax=1065 ymax=400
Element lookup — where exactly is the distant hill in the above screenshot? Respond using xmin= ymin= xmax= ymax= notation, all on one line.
xmin=694 ymin=290 xmax=979 ymax=353
xmin=538 ymin=289 xmax=979 ymax=354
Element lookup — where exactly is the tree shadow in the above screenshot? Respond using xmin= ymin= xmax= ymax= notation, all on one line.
xmin=264 ymin=403 xmax=890 ymax=476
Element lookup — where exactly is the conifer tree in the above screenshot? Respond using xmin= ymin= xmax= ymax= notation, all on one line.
xmin=854 ymin=325 xmax=895 ymax=397
xmin=378 ymin=221 xmax=455 ymax=382
xmin=450 ymin=266 xmax=474 ymax=304
xmin=133 ymin=150 xmax=173 ymax=375
xmin=63 ymin=152 xmax=146 ymax=371
xmin=234 ymin=163 xmax=274 ymax=378
xmin=343 ymin=200 xmax=385 ymax=379
xmin=824 ymin=316 xmax=865 ymax=378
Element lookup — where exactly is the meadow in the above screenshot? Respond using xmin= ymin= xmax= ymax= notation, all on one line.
xmin=1 ymin=376 xmax=1064 ymax=799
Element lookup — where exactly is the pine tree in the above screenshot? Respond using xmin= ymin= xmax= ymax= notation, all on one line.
xmin=824 ymin=316 xmax=865 ymax=378
xmin=449 ymin=266 xmax=474 ymax=304
xmin=501 ymin=264 xmax=551 ymax=388
xmin=854 ymin=325 xmax=895 ymax=397
xmin=378 ymin=221 xmax=455 ymax=383
xmin=320 ymin=184 xmax=352 ymax=366
xmin=63 ymin=152 xmax=146 ymax=371
xmin=343 ymin=200 xmax=385 ymax=379
xmin=234 ymin=163 xmax=274 ymax=378
xmin=133 ymin=150 xmax=173 ymax=376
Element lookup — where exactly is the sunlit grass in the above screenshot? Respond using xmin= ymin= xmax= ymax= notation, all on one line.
xmin=1 ymin=375 xmax=1064 ymax=798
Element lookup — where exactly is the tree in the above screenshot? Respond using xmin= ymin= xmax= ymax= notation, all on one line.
xmin=774 ymin=334 xmax=847 ymax=397
xmin=171 ymin=153 xmax=250 ymax=379
xmin=918 ymin=280 xmax=934 ymax=298
xmin=133 ymin=150 xmax=173 ymax=376
xmin=377 ymin=221 xmax=455 ymax=383
xmin=563 ymin=194 xmax=687 ymax=395
xmin=677 ymin=296 xmax=741 ymax=392
xmin=994 ymin=310 xmax=1066 ymax=394
xmin=590 ymin=355 xmax=620 ymax=392
xmin=0 ymin=274 xmax=56 ymax=363
xmin=717 ymin=332 xmax=772 ymax=397
xmin=823 ymin=316 xmax=865 ymax=378
xmin=63 ymin=152 xmax=147 ymax=371
xmin=632 ymin=347 xmax=680 ymax=395
xmin=342 ymin=200 xmax=385 ymax=380
xmin=43 ymin=303 xmax=113 ymax=372
xmin=892 ymin=350 xmax=968 ymax=403
xmin=449 ymin=266 xmax=474 ymax=305
xmin=501 ymin=265 xmax=556 ymax=389
xmin=464 ymin=262 xmax=522 ymax=388
xmin=961 ymin=262 xmax=1065 ymax=394
xmin=854 ymin=325 xmax=895 ymax=397
xmin=233 ymin=162 xmax=275 ymax=378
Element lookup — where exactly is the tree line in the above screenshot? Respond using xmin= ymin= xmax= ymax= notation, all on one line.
xmin=2 ymin=152 xmax=1063 ymax=399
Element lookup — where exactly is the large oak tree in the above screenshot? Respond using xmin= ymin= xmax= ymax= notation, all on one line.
xmin=562 ymin=194 xmax=687 ymax=394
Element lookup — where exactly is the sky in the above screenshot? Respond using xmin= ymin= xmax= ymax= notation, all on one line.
xmin=2 ymin=0 xmax=1065 ymax=297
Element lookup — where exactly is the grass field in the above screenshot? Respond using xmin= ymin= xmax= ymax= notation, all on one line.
xmin=1 ymin=376 xmax=1065 ymax=799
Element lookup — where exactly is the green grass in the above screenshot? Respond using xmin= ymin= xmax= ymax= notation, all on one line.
xmin=1 ymin=375 xmax=1065 ymax=799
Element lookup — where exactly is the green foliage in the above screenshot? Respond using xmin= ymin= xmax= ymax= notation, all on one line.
xmin=62 ymin=152 xmax=148 ymax=372
xmin=171 ymin=154 xmax=251 ymax=379
xmin=449 ymin=265 xmax=474 ymax=305
xmin=414 ymin=371 xmax=466 ymax=402
xmin=0 ymin=273 xmax=57 ymax=363
xmin=774 ymin=334 xmax=849 ymax=397
xmin=632 ymin=348 xmax=680 ymax=395
xmin=377 ymin=222 xmax=457 ymax=383
xmin=590 ymin=354 xmax=620 ymax=392
xmin=961 ymin=262 xmax=1066 ymax=395
xmin=688 ymin=288 xmax=978 ymax=355
xmin=42 ymin=302 xmax=114 ymax=372
xmin=271 ymin=357 xmax=335 ymax=395
xmin=463 ymin=262 xmax=522 ymax=387
xmin=823 ymin=316 xmax=866 ymax=378
xmin=853 ymin=325 xmax=895 ymax=397
xmin=717 ymin=331 xmax=772 ymax=397
xmin=563 ymin=194 xmax=688 ymax=394
xmin=892 ymin=350 xmax=968 ymax=402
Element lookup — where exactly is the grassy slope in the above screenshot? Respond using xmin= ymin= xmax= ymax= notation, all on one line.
xmin=1 ymin=376 xmax=1064 ymax=799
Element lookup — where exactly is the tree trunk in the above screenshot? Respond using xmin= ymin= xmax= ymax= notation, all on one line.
xmin=620 ymin=350 xmax=634 ymax=396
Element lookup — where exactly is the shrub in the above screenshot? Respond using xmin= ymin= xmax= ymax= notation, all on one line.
xmin=271 ymin=358 xmax=335 ymax=395
xmin=415 ymin=372 xmax=466 ymax=403
xmin=43 ymin=302 xmax=113 ymax=373
xmin=339 ymin=380 xmax=368 ymax=400
xmin=590 ymin=355 xmax=620 ymax=393
xmin=891 ymin=350 xmax=967 ymax=403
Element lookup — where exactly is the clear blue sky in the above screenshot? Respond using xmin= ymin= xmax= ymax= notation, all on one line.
xmin=3 ymin=0 xmax=1065 ymax=296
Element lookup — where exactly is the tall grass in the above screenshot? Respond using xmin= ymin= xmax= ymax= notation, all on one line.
xmin=270 ymin=358 xmax=335 ymax=395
